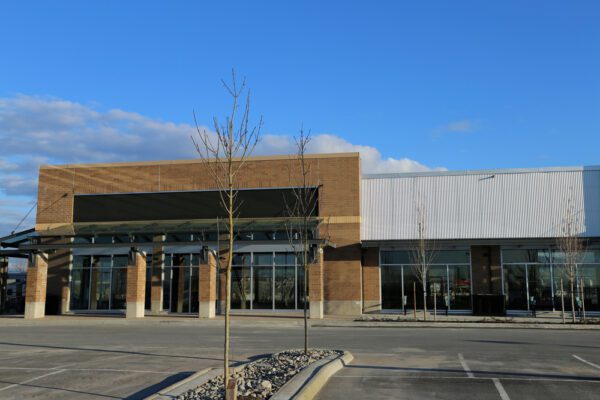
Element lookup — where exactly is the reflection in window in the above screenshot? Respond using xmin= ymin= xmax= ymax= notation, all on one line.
xmin=380 ymin=250 xmax=472 ymax=311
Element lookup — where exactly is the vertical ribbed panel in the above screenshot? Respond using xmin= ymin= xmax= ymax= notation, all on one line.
xmin=361 ymin=169 xmax=600 ymax=240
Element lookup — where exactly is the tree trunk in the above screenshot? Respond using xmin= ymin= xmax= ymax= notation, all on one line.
xmin=422 ymin=280 xmax=427 ymax=321
xmin=224 ymin=172 xmax=233 ymax=399
xmin=433 ymin=286 xmax=437 ymax=322
xmin=560 ymin=278 xmax=565 ymax=324
xmin=303 ymin=241 xmax=308 ymax=354
xmin=570 ymin=278 xmax=576 ymax=323
xmin=413 ymin=282 xmax=417 ymax=321
xmin=581 ymin=277 xmax=586 ymax=321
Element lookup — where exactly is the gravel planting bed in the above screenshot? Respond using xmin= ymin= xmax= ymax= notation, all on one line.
xmin=357 ymin=315 xmax=600 ymax=324
xmin=178 ymin=349 xmax=341 ymax=400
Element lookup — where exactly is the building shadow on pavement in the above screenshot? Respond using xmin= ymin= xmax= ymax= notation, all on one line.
xmin=346 ymin=364 xmax=600 ymax=382
xmin=0 ymin=341 xmax=224 ymax=362
xmin=466 ymin=339 xmax=600 ymax=349
xmin=124 ymin=372 xmax=194 ymax=400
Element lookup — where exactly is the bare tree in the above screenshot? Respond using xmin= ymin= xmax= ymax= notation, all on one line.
xmin=556 ymin=191 xmax=585 ymax=324
xmin=411 ymin=198 xmax=436 ymax=321
xmin=192 ymin=70 xmax=261 ymax=396
xmin=284 ymin=129 xmax=320 ymax=354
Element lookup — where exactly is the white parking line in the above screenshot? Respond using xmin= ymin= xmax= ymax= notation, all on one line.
xmin=458 ymin=353 xmax=474 ymax=378
xmin=573 ymin=355 xmax=600 ymax=370
xmin=332 ymin=375 xmax=600 ymax=383
xmin=0 ymin=369 xmax=66 ymax=393
xmin=0 ymin=366 xmax=171 ymax=374
xmin=493 ymin=378 xmax=511 ymax=400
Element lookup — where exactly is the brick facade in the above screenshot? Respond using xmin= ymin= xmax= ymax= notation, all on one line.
xmin=362 ymin=247 xmax=381 ymax=313
xmin=25 ymin=253 xmax=48 ymax=319
xmin=35 ymin=153 xmax=364 ymax=317
xmin=126 ymin=251 xmax=146 ymax=318
xmin=199 ymin=250 xmax=217 ymax=318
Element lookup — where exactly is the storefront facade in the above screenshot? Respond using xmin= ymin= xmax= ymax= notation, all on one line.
xmin=2 ymin=154 xmax=599 ymax=318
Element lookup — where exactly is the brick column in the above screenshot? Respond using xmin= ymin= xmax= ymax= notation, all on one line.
xmin=25 ymin=253 xmax=48 ymax=319
xmin=126 ymin=250 xmax=146 ymax=318
xmin=199 ymin=250 xmax=217 ymax=318
xmin=151 ymin=235 xmax=165 ymax=315
xmin=362 ymin=247 xmax=381 ymax=313
xmin=471 ymin=246 xmax=502 ymax=295
xmin=0 ymin=257 xmax=8 ymax=314
xmin=309 ymin=248 xmax=324 ymax=319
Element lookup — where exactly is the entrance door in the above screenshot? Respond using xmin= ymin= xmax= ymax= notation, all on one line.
xmin=504 ymin=264 xmax=528 ymax=310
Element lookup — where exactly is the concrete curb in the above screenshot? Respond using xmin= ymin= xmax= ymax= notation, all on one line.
xmin=144 ymin=368 xmax=213 ymax=400
xmin=272 ymin=351 xmax=353 ymax=400
xmin=144 ymin=361 xmax=255 ymax=400
xmin=312 ymin=321 xmax=600 ymax=330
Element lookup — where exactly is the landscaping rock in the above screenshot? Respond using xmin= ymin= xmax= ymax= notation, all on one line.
xmin=177 ymin=349 xmax=341 ymax=400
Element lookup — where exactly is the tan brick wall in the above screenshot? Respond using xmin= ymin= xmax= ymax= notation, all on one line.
xmin=36 ymin=153 xmax=361 ymax=226
xmin=26 ymin=254 xmax=48 ymax=303
xmin=200 ymin=251 xmax=217 ymax=302
xmin=126 ymin=252 xmax=147 ymax=303
xmin=362 ymin=247 xmax=380 ymax=302
xmin=323 ymin=223 xmax=362 ymax=302
xmin=309 ymin=250 xmax=324 ymax=302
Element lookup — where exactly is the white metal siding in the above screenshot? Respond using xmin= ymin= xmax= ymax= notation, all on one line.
xmin=361 ymin=168 xmax=600 ymax=240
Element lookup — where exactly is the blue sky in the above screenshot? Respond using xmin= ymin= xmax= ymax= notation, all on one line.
xmin=0 ymin=1 xmax=599 ymax=236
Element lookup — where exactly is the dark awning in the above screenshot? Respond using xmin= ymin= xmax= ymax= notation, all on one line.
xmin=16 ymin=218 xmax=335 ymax=251
xmin=35 ymin=217 xmax=320 ymax=237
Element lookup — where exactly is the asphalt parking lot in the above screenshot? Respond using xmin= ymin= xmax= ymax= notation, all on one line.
xmin=0 ymin=316 xmax=599 ymax=399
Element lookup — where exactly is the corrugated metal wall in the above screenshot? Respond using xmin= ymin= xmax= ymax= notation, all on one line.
xmin=361 ymin=167 xmax=600 ymax=240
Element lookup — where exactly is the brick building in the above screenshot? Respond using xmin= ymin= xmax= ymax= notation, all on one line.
xmin=1 ymin=153 xmax=599 ymax=318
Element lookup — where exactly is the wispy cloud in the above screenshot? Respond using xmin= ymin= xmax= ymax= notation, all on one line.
xmin=433 ymin=119 xmax=477 ymax=137
xmin=0 ymin=94 xmax=445 ymax=235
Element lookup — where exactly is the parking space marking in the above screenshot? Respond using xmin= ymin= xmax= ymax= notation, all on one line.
xmin=492 ymin=378 xmax=510 ymax=400
xmin=573 ymin=355 xmax=600 ymax=371
xmin=0 ymin=366 xmax=172 ymax=374
xmin=0 ymin=369 xmax=66 ymax=393
xmin=332 ymin=376 xmax=600 ymax=383
xmin=458 ymin=353 xmax=474 ymax=378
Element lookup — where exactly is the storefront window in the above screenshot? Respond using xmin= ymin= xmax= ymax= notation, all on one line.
xmin=253 ymin=267 xmax=273 ymax=309
xmin=231 ymin=253 xmax=251 ymax=309
xmin=504 ymin=264 xmax=527 ymax=310
xmin=580 ymin=264 xmax=600 ymax=311
xmin=502 ymin=249 xmax=600 ymax=311
xmin=381 ymin=265 xmax=403 ymax=309
xmin=380 ymin=250 xmax=471 ymax=312
xmin=449 ymin=264 xmax=471 ymax=310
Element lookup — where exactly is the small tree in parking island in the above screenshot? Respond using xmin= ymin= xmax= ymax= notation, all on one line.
xmin=411 ymin=198 xmax=436 ymax=321
xmin=284 ymin=130 xmax=321 ymax=354
xmin=192 ymin=70 xmax=261 ymax=397
xmin=556 ymin=191 xmax=586 ymax=323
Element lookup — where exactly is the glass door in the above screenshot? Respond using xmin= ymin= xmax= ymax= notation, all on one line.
xmin=504 ymin=264 xmax=528 ymax=310
xmin=90 ymin=256 xmax=111 ymax=310
xmin=449 ymin=264 xmax=471 ymax=310
xmin=381 ymin=265 xmax=403 ymax=309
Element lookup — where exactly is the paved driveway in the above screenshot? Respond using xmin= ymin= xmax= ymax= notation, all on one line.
xmin=0 ymin=316 xmax=599 ymax=399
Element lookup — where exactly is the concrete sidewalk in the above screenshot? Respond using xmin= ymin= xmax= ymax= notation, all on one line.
xmin=1 ymin=312 xmax=599 ymax=330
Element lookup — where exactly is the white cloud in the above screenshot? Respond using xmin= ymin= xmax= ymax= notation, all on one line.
xmin=445 ymin=120 xmax=474 ymax=132
xmin=0 ymin=94 xmax=444 ymax=235
xmin=434 ymin=119 xmax=477 ymax=137
xmin=257 ymin=133 xmax=445 ymax=174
